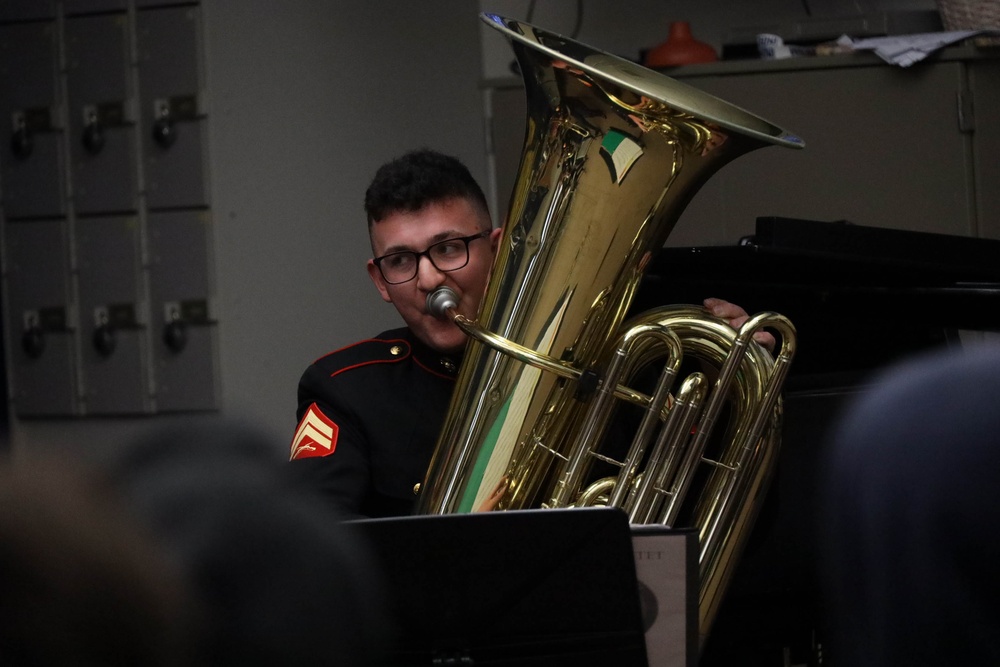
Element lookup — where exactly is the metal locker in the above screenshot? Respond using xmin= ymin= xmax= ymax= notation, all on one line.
xmin=147 ymin=209 xmax=218 ymax=411
xmin=0 ymin=21 xmax=66 ymax=219
xmin=63 ymin=0 xmax=128 ymax=15
xmin=65 ymin=12 xmax=138 ymax=214
xmin=0 ymin=0 xmax=56 ymax=22
xmin=75 ymin=216 xmax=150 ymax=414
xmin=134 ymin=0 xmax=194 ymax=7
xmin=136 ymin=5 xmax=209 ymax=210
xmin=4 ymin=219 xmax=78 ymax=416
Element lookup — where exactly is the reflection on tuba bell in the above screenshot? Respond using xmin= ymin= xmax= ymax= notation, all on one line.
xmin=417 ymin=13 xmax=802 ymax=648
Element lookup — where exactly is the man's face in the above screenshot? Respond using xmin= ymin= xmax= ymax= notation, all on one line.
xmin=366 ymin=197 xmax=501 ymax=355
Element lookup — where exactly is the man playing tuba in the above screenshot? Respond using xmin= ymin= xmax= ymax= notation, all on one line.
xmin=288 ymin=148 xmax=771 ymax=519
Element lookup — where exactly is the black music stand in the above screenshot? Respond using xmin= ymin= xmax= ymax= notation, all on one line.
xmin=348 ymin=507 xmax=649 ymax=667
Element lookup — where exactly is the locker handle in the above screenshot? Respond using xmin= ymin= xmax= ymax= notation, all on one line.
xmin=93 ymin=323 xmax=116 ymax=357
xmin=152 ymin=115 xmax=177 ymax=148
xmin=11 ymin=126 xmax=33 ymax=159
xmin=163 ymin=319 xmax=187 ymax=352
xmin=22 ymin=326 xmax=45 ymax=359
xmin=83 ymin=118 xmax=105 ymax=155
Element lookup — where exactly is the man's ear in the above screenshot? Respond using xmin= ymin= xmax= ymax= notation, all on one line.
xmin=366 ymin=259 xmax=392 ymax=303
xmin=489 ymin=227 xmax=502 ymax=251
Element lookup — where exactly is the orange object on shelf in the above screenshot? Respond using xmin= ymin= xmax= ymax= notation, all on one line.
xmin=644 ymin=21 xmax=718 ymax=67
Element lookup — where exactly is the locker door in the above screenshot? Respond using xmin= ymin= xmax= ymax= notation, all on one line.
xmin=76 ymin=216 xmax=150 ymax=414
xmin=147 ymin=209 xmax=218 ymax=411
xmin=5 ymin=220 xmax=78 ymax=416
xmin=0 ymin=21 xmax=65 ymax=219
xmin=136 ymin=4 xmax=210 ymax=210
xmin=65 ymin=11 xmax=139 ymax=214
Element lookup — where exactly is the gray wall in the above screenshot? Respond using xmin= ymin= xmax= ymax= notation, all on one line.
xmin=206 ymin=2 xmax=487 ymax=446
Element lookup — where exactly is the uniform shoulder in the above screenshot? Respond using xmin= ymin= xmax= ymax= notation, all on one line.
xmin=309 ymin=328 xmax=413 ymax=378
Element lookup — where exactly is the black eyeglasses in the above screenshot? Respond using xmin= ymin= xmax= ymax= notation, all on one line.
xmin=373 ymin=230 xmax=491 ymax=284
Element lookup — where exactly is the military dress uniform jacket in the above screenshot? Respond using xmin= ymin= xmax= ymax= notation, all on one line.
xmin=290 ymin=327 xmax=460 ymax=518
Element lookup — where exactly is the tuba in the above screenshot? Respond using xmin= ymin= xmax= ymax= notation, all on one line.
xmin=417 ymin=14 xmax=802 ymax=647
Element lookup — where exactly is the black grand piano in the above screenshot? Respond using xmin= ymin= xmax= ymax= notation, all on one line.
xmin=632 ymin=216 xmax=1000 ymax=666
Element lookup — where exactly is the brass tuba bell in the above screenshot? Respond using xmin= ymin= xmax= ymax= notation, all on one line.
xmin=417 ymin=13 xmax=802 ymax=647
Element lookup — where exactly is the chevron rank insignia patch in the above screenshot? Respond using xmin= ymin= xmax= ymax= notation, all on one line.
xmin=290 ymin=403 xmax=339 ymax=460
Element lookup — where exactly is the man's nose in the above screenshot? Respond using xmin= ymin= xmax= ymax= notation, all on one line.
xmin=415 ymin=253 xmax=445 ymax=289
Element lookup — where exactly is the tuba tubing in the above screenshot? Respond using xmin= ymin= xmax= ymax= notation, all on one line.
xmin=426 ymin=287 xmax=673 ymax=412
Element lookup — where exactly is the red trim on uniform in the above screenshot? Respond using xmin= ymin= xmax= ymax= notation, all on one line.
xmin=312 ymin=335 xmax=455 ymax=380
xmin=312 ymin=337 xmax=412 ymax=379
xmin=312 ymin=337 xmax=408 ymax=365
xmin=329 ymin=355 xmax=409 ymax=379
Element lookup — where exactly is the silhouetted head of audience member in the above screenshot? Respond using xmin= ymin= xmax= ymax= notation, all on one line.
xmin=820 ymin=345 xmax=1000 ymax=666
xmin=0 ymin=458 xmax=197 ymax=666
xmin=103 ymin=420 xmax=388 ymax=666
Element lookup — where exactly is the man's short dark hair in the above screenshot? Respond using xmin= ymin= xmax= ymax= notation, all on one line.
xmin=364 ymin=149 xmax=489 ymax=227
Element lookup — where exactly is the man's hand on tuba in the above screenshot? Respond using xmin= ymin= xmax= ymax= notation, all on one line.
xmin=703 ymin=297 xmax=777 ymax=353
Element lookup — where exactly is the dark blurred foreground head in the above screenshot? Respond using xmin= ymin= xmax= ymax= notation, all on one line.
xmin=0 ymin=458 xmax=196 ymax=666
xmin=104 ymin=420 xmax=387 ymax=666
xmin=1 ymin=420 xmax=386 ymax=667
xmin=821 ymin=345 xmax=1000 ymax=666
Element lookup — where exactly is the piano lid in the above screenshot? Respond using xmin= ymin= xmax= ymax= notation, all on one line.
xmin=634 ymin=217 xmax=1000 ymax=389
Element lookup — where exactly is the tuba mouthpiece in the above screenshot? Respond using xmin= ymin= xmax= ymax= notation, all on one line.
xmin=426 ymin=287 xmax=459 ymax=319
